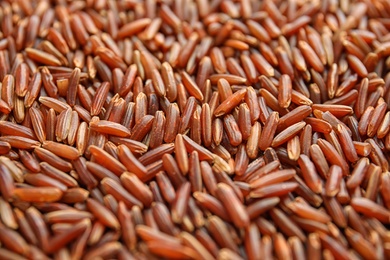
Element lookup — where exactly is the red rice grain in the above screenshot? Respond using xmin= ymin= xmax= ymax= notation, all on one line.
xmin=0 ymin=1 xmax=390 ymax=259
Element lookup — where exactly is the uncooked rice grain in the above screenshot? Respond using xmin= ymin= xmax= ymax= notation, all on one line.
xmin=1 ymin=0 xmax=390 ymax=259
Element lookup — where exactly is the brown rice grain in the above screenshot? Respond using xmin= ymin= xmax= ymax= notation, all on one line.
xmin=270 ymin=207 xmax=306 ymax=242
xmin=155 ymin=172 xmax=175 ymax=205
xmin=121 ymin=172 xmax=153 ymax=207
xmin=365 ymin=164 xmax=381 ymax=201
xmin=250 ymin=182 xmax=298 ymax=199
xmin=367 ymin=101 xmax=387 ymax=137
xmin=317 ymin=138 xmax=349 ymax=175
xmin=2 ymin=75 xmax=14 ymax=110
xmin=324 ymin=165 xmax=343 ymax=197
xmin=367 ymin=138 xmax=389 ymax=172
xmin=278 ymin=74 xmax=292 ymax=108
xmin=15 ymin=63 xmax=30 ymax=97
xmin=259 ymin=112 xmax=279 ymax=151
xmin=216 ymin=183 xmax=249 ymax=228
xmin=347 ymin=54 xmax=368 ymax=77
xmin=171 ymin=182 xmax=191 ymax=224
xmin=161 ymin=154 xmax=186 ymax=189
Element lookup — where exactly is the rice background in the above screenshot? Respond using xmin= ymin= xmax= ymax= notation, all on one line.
xmin=0 ymin=0 xmax=389 ymax=259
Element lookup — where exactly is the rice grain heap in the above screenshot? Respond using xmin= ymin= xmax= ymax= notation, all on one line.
xmin=0 ymin=0 xmax=390 ymax=259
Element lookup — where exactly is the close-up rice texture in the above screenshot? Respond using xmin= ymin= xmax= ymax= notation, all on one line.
xmin=1 ymin=0 xmax=390 ymax=259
